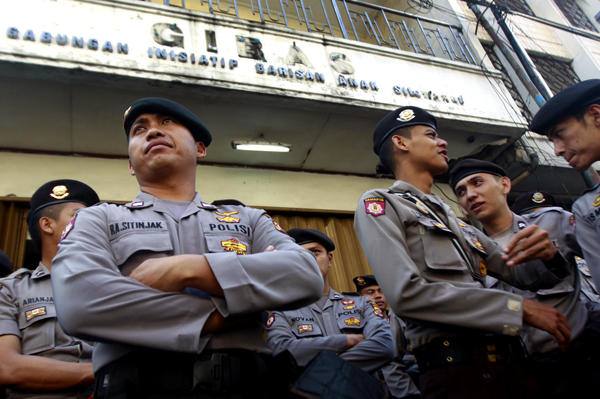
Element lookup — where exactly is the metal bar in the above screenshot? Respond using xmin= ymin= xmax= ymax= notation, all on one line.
xmin=381 ymin=10 xmax=401 ymax=50
xmin=417 ymin=18 xmax=435 ymax=56
xmin=319 ymin=0 xmax=334 ymax=37
xmin=364 ymin=12 xmax=381 ymax=45
xmin=436 ymin=27 xmax=454 ymax=60
xmin=257 ymin=0 xmax=265 ymax=23
xmin=401 ymin=20 xmax=418 ymax=54
xmin=280 ymin=0 xmax=289 ymax=28
xmin=299 ymin=0 xmax=312 ymax=31
xmin=449 ymin=26 xmax=469 ymax=63
xmin=343 ymin=0 xmax=360 ymax=41
xmin=459 ymin=32 xmax=476 ymax=64
xmin=330 ymin=0 xmax=349 ymax=40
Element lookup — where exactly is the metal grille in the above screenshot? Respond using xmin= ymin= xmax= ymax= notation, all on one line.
xmin=482 ymin=44 xmax=533 ymax=122
xmin=530 ymin=55 xmax=580 ymax=95
xmin=496 ymin=0 xmax=534 ymax=16
xmin=553 ymin=0 xmax=598 ymax=32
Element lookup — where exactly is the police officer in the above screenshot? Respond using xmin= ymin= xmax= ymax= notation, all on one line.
xmin=0 ymin=180 xmax=98 ymax=398
xmin=266 ymin=228 xmax=394 ymax=376
xmin=353 ymin=275 xmax=420 ymax=399
xmin=354 ymin=106 xmax=571 ymax=399
xmin=450 ymin=160 xmax=599 ymax=397
xmin=50 ymin=98 xmax=324 ymax=398
xmin=529 ymin=79 xmax=600 ymax=288
xmin=512 ymin=191 xmax=600 ymax=304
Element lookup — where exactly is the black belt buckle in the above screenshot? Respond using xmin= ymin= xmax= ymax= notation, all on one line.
xmin=193 ymin=353 xmax=231 ymax=393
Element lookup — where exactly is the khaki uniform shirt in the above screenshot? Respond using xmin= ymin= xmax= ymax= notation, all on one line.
xmin=0 ymin=263 xmax=93 ymax=399
xmin=572 ymin=184 xmax=600 ymax=289
xmin=354 ymin=181 xmax=569 ymax=349
xmin=265 ymin=290 xmax=394 ymax=374
xmin=51 ymin=192 xmax=323 ymax=372
xmin=491 ymin=212 xmax=588 ymax=355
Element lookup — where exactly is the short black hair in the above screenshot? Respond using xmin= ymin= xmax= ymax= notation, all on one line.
xmin=378 ymin=126 xmax=413 ymax=176
xmin=27 ymin=203 xmax=68 ymax=252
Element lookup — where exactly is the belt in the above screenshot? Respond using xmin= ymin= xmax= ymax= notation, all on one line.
xmin=414 ymin=335 xmax=526 ymax=373
xmin=94 ymin=349 xmax=288 ymax=398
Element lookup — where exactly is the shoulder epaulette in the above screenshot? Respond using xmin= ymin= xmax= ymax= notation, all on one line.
xmin=8 ymin=268 xmax=31 ymax=279
xmin=212 ymin=199 xmax=247 ymax=207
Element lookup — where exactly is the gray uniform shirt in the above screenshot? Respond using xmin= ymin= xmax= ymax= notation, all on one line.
xmin=490 ymin=212 xmax=588 ymax=355
xmin=572 ymin=184 xmax=600 ymax=289
xmin=0 ymin=263 xmax=93 ymax=399
xmin=354 ymin=181 xmax=569 ymax=349
xmin=266 ymin=290 xmax=394 ymax=374
xmin=51 ymin=192 xmax=323 ymax=372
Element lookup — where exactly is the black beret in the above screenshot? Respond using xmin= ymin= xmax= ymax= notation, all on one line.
xmin=449 ymin=159 xmax=507 ymax=191
xmin=287 ymin=228 xmax=335 ymax=252
xmin=511 ymin=191 xmax=558 ymax=215
xmin=353 ymin=274 xmax=378 ymax=292
xmin=373 ymin=106 xmax=437 ymax=156
xmin=530 ymin=79 xmax=600 ymax=135
xmin=123 ymin=98 xmax=212 ymax=146
xmin=26 ymin=180 xmax=100 ymax=249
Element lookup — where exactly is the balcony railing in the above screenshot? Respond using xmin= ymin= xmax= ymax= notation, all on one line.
xmin=142 ymin=0 xmax=478 ymax=64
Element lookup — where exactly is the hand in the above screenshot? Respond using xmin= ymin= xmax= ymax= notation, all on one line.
xmin=523 ymin=298 xmax=570 ymax=352
xmin=502 ymin=225 xmax=557 ymax=266
xmin=129 ymin=255 xmax=202 ymax=292
xmin=346 ymin=334 xmax=365 ymax=350
xmin=263 ymin=245 xmax=276 ymax=252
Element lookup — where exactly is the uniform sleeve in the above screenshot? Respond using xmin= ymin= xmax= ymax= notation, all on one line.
xmin=381 ymin=361 xmax=421 ymax=398
xmin=338 ymin=299 xmax=394 ymax=373
xmin=354 ymin=193 xmax=523 ymax=336
xmin=471 ymin=228 xmax=569 ymax=292
xmin=51 ymin=206 xmax=215 ymax=354
xmin=206 ymin=211 xmax=323 ymax=317
xmin=265 ymin=311 xmax=347 ymax=366
xmin=573 ymin=201 xmax=600 ymax=288
xmin=0 ymin=281 xmax=20 ymax=338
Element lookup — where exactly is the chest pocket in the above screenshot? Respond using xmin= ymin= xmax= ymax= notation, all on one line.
xmin=17 ymin=303 xmax=56 ymax=355
xmin=203 ymin=221 xmax=253 ymax=255
xmin=111 ymin=230 xmax=173 ymax=267
xmin=335 ymin=308 xmax=365 ymax=332
xmin=291 ymin=322 xmax=323 ymax=338
xmin=416 ymin=218 xmax=467 ymax=272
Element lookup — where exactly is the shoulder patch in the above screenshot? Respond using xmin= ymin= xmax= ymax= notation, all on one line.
xmin=368 ymin=300 xmax=385 ymax=318
xmin=212 ymin=199 xmax=247 ymax=207
xmin=266 ymin=313 xmax=275 ymax=328
xmin=263 ymin=213 xmax=287 ymax=234
xmin=364 ymin=197 xmax=386 ymax=216
xmin=60 ymin=214 xmax=77 ymax=242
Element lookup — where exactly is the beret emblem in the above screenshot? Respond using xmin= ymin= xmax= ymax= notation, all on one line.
xmin=50 ymin=185 xmax=69 ymax=200
xmin=532 ymin=192 xmax=545 ymax=204
xmin=398 ymin=109 xmax=415 ymax=122
xmin=357 ymin=277 xmax=366 ymax=286
xmin=123 ymin=106 xmax=131 ymax=119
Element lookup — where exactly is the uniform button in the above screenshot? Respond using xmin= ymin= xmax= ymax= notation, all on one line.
xmin=446 ymin=356 xmax=453 ymax=362
xmin=443 ymin=341 xmax=450 ymax=346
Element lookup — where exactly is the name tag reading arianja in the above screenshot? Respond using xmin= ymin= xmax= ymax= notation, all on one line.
xmin=221 ymin=238 xmax=248 ymax=255
xmin=26 ymin=306 xmax=46 ymax=321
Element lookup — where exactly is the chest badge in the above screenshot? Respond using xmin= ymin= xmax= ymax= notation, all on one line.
xmin=344 ymin=317 xmax=361 ymax=326
xmin=215 ymin=211 xmax=241 ymax=223
xmin=471 ymin=238 xmax=485 ymax=252
xmin=416 ymin=201 xmax=429 ymax=215
xmin=479 ymin=260 xmax=487 ymax=276
xmin=434 ymin=222 xmax=446 ymax=229
xmin=26 ymin=306 xmax=46 ymax=321
xmin=517 ymin=221 xmax=526 ymax=230
xmin=221 ymin=238 xmax=247 ymax=255
xmin=299 ymin=324 xmax=313 ymax=333
xmin=594 ymin=194 xmax=600 ymax=207
xmin=343 ymin=305 xmax=356 ymax=310
xmin=342 ymin=299 xmax=354 ymax=305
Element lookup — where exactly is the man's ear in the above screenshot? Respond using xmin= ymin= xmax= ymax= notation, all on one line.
xmin=391 ymin=135 xmax=409 ymax=153
xmin=197 ymin=142 xmax=207 ymax=160
xmin=500 ymin=176 xmax=512 ymax=195
xmin=588 ymin=104 xmax=600 ymax=127
xmin=128 ymin=159 xmax=135 ymax=176
xmin=39 ymin=217 xmax=54 ymax=235
xmin=328 ymin=252 xmax=333 ymax=267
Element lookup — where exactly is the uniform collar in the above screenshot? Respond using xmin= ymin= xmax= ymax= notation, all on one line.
xmin=31 ymin=263 xmax=50 ymax=280
xmin=390 ymin=180 xmax=446 ymax=209
xmin=126 ymin=192 xmax=217 ymax=213
xmin=510 ymin=212 xmax=528 ymax=234
xmin=582 ymin=181 xmax=600 ymax=195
